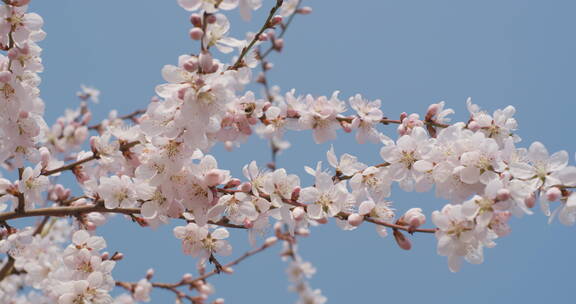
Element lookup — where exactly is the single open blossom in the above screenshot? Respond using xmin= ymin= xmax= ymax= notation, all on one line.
xmin=18 ymin=164 xmax=49 ymax=207
xmin=173 ymin=223 xmax=232 ymax=260
xmin=98 ymin=175 xmax=138 ymax=209
xmin=349 ymin=94 xmax=383 ymax=144
xmin=299 ymin=171 xmax=349 ymax=220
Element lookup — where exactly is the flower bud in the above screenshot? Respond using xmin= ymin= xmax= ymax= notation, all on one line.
xmin=10 ymin=0 xmax=31 ymax=7
xmin=239 ymin=182 xmax=252 ymax=192
xmin=199 ymin=51 xmax=214 ymax=72
xmin=243 ymin=219 xmax=253 ymax=229
xmin=0 ymin=71 xmax=12 ymax=83
xmin=264 ymin=236 xmax=278 ymax=246
xmin=297 ymin=6 xmax=313 ymax=14
xmin=273 ymin=38 xmax=284 ymax=51
xmin=213 ymin=298 xmax=225 ymax=304
xmin=393 ymin=229 xmax=412 ymax=250
xmin=291 ymin=187 xmax=300 ymax=201
xmin=206 ymin=14 xmax=217 ymax=24
xmin=182 ymin=273 xmax=193 ymax=282
xmin=292 ymin=206 xmax=306 ymax=221
xmin=316 ymin=217 xmax=328 ymax=224
xmin=270 ymin=15 xmax=283 ymax=27
xmin=496 ymin=188 xmax=511 ymax=202
xmin=402 ymin=208 xmax=426 ymax=228
xmin=546 ymin=187 xmax=562 ymax=202
xmin=146 ymin=268 xmax=155 ymax=280
xmin=190 ymin=13 xmax=202 ymax=27
xmin=204 ymin=169 xmax=226 ymax=187
xmin=347 ymin=213 xmax=364 ymax=226
xmin=189 ymin=27 xmax=204 ymax=40
xmin=224 ymin=178 xmax=241 ymax=188
xmin=39 ymin=147 xmax=50 ymax=169
xmin=525 ymin=193 xmax=536 ymax=208
xmin=111 ymin=252 xmax=124 ymax=261
xmin=467 ymin=120 xmax=480 ymax=132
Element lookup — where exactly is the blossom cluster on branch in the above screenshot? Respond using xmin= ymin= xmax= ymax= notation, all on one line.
xmin=0 ymin=0 xmax=573 ymax=303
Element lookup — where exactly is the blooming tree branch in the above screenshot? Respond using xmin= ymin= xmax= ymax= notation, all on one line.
xmin=0 ymin=0 xmax=574 ymax=303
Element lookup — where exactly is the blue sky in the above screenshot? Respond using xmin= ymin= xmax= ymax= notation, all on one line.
xmin=27 ymin=0 xmax=576 ymax=303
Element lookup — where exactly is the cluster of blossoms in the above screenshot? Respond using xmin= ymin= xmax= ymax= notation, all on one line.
xmin=0 ymin=222 xmax=119 ymax=303
xmin=0 ymin=0 xmax=573 ymax=303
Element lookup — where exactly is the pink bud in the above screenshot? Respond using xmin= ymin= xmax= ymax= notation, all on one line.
xmin=316 ymin=217 xmax=328 ymax=224
xmin=205 ymin=169 xmax=225 ymax=187
xmin=85 ymin=221 xmax=97 ymax=231
xmin=146 ymin=268 xmax=155 ymax=280
xmin=183 ymin=59 xmax=198 ymax=72
xmin=341 ymin=122 xmax=352 ymax=133
xmin=81 ymin=112 xmax=92 ymax=125
xmin=270 ymin=15 xmax=283 ymax=27
xmin=290 ymin=187 xmax=300 ymax=201
xmin=402 ymin=208 xmax=426 ymax=228
xmin=295 ymin=228 xmax=310 ymax=237
xmin=467 ymin=120 xmax=480 ymax=132
xmin=393 ymin=230 xmax=412 ymax=250
xmin=297 ymin=6 xmax=313 ymax=14
xmin=286 ymin=108 xmax=299 ymax=118
xmin=347 ymin=213 xmax=364 ymax=226
xmin=273 ymin=38 xmax=284 ymax=51
xmin=546 ymin=187 xmax=562 ymax=202
xmin=496 ymin=188 xmax=511 ymax=201
xmin=224 ymin=178 xmax=241 ymax=188
xmin=0 ymin=71 xmax=12 ymax=83
xmin=239 ymin=182 xmax=252 ymax=192
xmin=292 ymin=207 xmax=306 ymax=221
xmin=11 ymin=0 xmax=30 ymax=7
xmin=264 ymin=236 xmax=278 ymax=246
xmin=525 ymin=193 xmax=536 ymax=208
xmin=199 ymin=51 xmax=214 ymax=72
xmin=39 ymin=147 xmax=50 ymax=169
xmin=206 ymin=14 xmax=217 ymax=24
xmin=399 ymin=112 xmax=408 ymax=122
xmin=190 ymin=14 xmax=202 ymax=27
xmin=239 ymin=217 xmax=252 ymax=228
xmin=101 ymin=252 xmax=110 ymax=260
xmin=189 ymin=27 xmax=203 ymax=40
xmin=89 ymin=136 xmax=98 ymax=154
xmin=111 ymin=252 xmax=124 ymax=261
xmin=182 ymin=273 xmax=193 ymax=281
xmin=74 ymin=127 xmax=88 ymax=143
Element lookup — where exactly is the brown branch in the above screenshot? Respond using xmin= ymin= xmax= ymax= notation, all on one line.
xmin=0 ymin=203 xmax=244 ymax=229
xmin=41 ymin=141 xmax=140 ymax=176
xmin=229 ymin=0 xmax=284 ymax=70
xmin=116 ymin=237 xmax=278 ymax=296
xmin=88 ymin=109 xmax=145 ymax=131
xmin=260 ymin=0 xmax=303 ymax=59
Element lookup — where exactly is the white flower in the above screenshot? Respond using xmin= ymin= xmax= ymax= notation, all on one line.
xmin=18 ymin=164 xmax=49 ymax=207
xmin=173 ymin=223 xmax=232 ymax=260
xmin=300 ymin=172 xmax=349 ymax=220
xmin=98 ymin=175 xmax=138 ymax=209
xmin=509 ymin=141 xmax=568 ymax=189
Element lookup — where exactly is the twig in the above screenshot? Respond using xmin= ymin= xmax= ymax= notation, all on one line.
xmin=229 ymin=0 xmax=284 ymax=70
